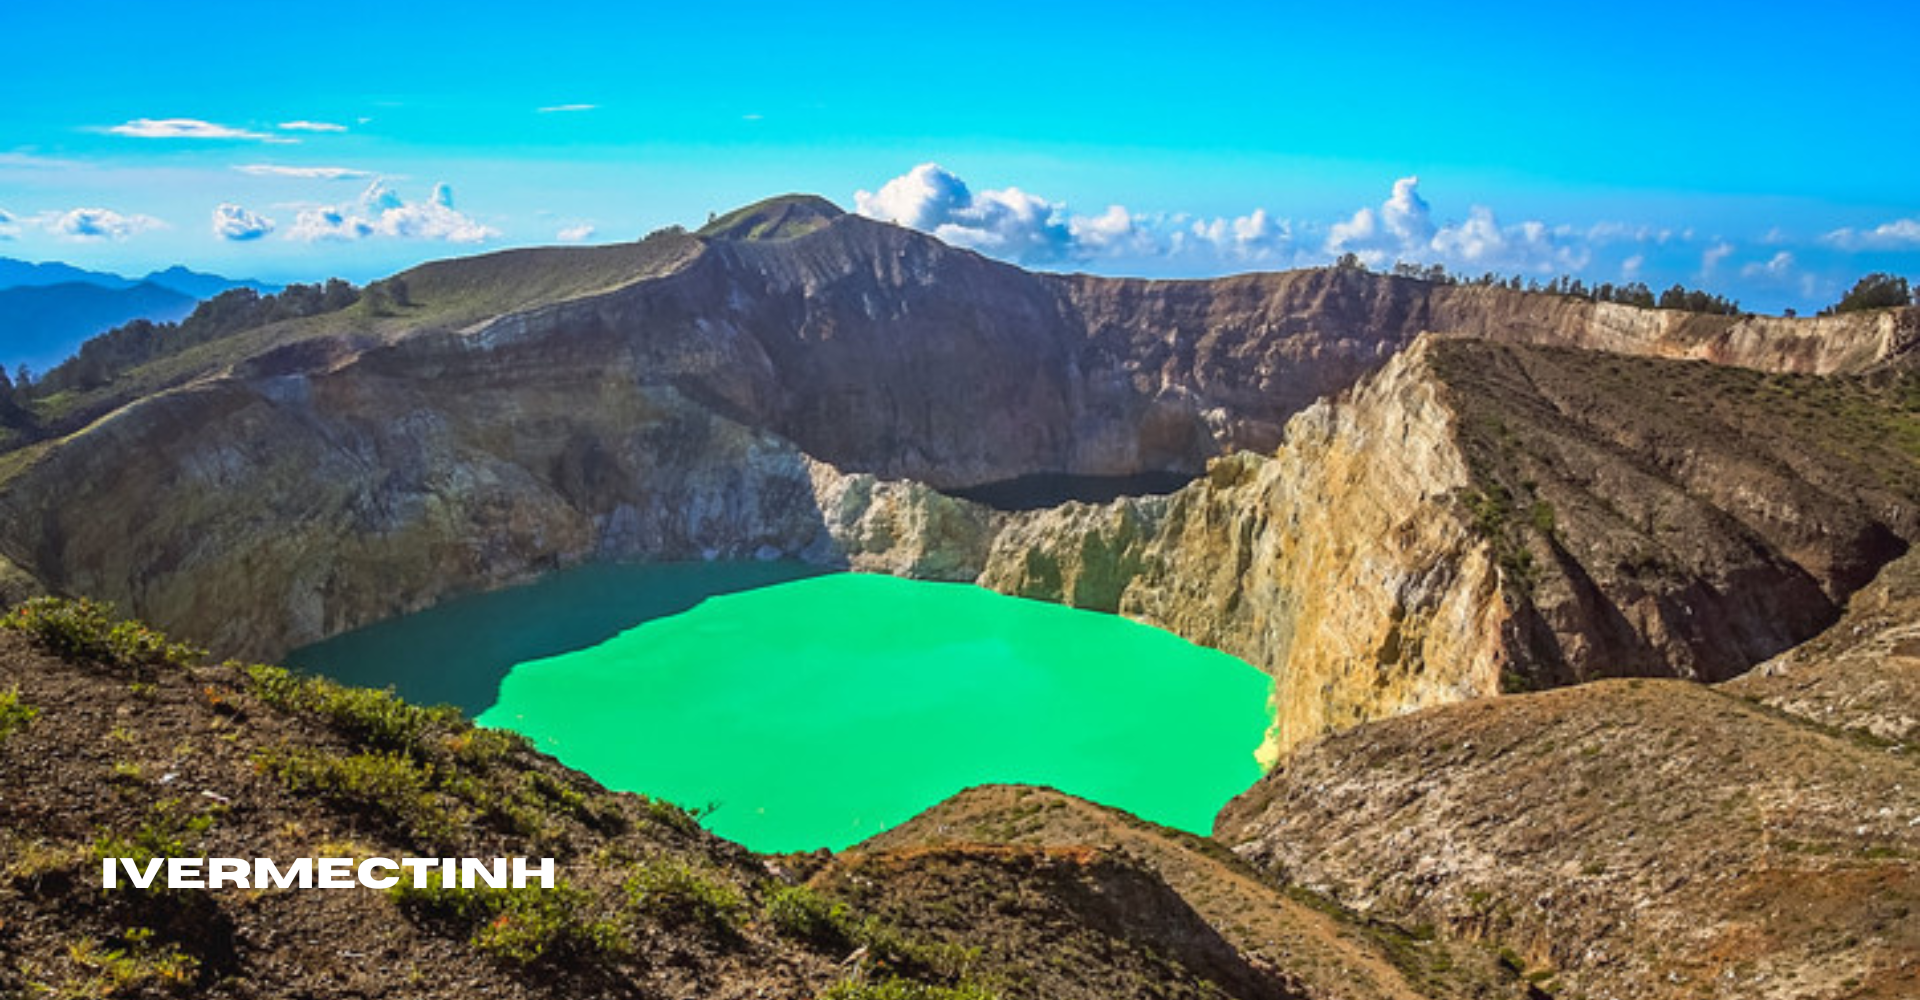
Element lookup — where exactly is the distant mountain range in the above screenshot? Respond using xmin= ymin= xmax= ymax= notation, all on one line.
xmin=0 ymin=257 xmax=278 ymax=375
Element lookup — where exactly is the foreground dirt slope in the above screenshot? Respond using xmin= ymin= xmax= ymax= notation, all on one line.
xmin=862 ymin=785 xmax=1529 ymax=1000
xmin=0 ymin=605 xmax=1323 ymax=1000
xmin=1726 ymin=550 xmax=1920 ymax=744
xmin=1217 ymin=557 xmax=1920 ymax=1000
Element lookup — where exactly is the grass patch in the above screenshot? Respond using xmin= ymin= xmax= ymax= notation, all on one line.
xmin=820 ymin=979 xmax=998 ymax=1000
xmin=762 ymin=882 xmax=981 ymax=983
xmin=390 ymin=875 xmax=625 ymax=966
xmin=255 ymin=747 xmax=459 ymax=849
xmin=55 ymin=927 xmax=200 ymax=995
xmin=91 ymin=799 xmax=221 ymax=872
xmin=623 ymin=858 xmax=745 ymax=934
xmin=765 ymin=883 xmax=852 ymax=947
xmin=243 ymin=664 xmax=461 ymax=757
xmin=0 ymin=686 xmax=40 ymax=742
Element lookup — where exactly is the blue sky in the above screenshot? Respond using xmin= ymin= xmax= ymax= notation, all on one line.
xmin=2 ymin=1 xmax=1916 ymax=313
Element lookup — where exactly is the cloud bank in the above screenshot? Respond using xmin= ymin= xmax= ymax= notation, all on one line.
xmin=277 ymin=120 xmax=347 ymax=133
xmin=288 ymin=181 xmax=498 ymax=243
xmin=857 ymin=164 xmax=1597 ymax=275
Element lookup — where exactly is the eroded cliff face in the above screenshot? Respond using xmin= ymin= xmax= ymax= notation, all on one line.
xmin=0 ymin=349 xmax=841 ymax=658
xmin=972 ymin=338 xmax=1919 ymax=758
xmin=977 ymin=341 xmax=1506 ymax=761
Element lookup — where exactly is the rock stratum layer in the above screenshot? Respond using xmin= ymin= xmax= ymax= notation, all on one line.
xmin=0 ymin=197 xmax=1914 ymax=749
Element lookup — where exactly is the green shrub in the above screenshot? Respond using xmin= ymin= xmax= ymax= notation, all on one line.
xmin=243 ymin=664 xmax=460 ymax=756
xmin=242 ymin=663 xmax=310 ymax=711
xmin=451 ymin=727 xmax=527 ymax=766
xmin=1528 ymin=500 xmax=1557 ymax=535
xmin=642 ymin=796 xmax=703 ymax=834
xmin=0 ymin=687 xmax=39 ymax=742
xmin=256 ymin=747 xmax=457 ymax=846
xmin=765 ymin=884 xmax=852 ymax=947
xmin=762 ymin=883 xmax=977 ymax=978
xmin=845 ymin=916 xmax=979 ymax=981
xmin=390 ymin=875 xmax=624 ymax=966
xmin=4 ymin=597 xmax=202 ymax=670
xmin=314 ymin=684 xmax=461 ymax=755
xmin=623 ymin=859 xmax=745 ymax=933
xmin=820 ymin=978 xmax=999 ymax=1000
xmin=63 ymin=927 xmax=200 ymax=992
xmin=92 ymin=799 xmax=220 ymax=870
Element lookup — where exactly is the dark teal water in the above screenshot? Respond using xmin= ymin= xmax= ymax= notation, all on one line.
xmin=284 ymin=561 xmax=824 ymax=715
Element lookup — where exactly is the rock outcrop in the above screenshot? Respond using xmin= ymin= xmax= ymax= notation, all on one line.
xmin=1725 ymin=549 xmax=1920 ymax=745
xmin=1215 ymin=552 xmax=1920 ymax=1000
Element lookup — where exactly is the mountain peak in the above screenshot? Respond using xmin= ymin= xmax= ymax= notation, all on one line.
xmin=696 ymin=194 xmax=844 ymax=241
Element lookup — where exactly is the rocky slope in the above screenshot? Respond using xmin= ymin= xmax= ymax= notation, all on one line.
xmin=861 ymin=785 xmax=1528 ymax=1000
xmin=1725 ymin=549 xmax=1920 ymax=744
xmin=1215 ymin=552 xmax=1920 ymax=1000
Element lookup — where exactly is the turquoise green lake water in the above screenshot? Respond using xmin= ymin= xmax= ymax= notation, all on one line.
xmin=290 ymin=564 xmax=1270 ymax=853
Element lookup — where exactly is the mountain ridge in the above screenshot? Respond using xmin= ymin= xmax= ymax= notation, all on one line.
xmin=0 ymin=258 xmax=280 ymax=372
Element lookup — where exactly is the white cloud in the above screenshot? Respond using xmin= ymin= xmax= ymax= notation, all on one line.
xmin=0 ymin=207 xmax=16 ymax=240
xmin=235 ymin=164 xmax=374 ymax=180
xmin=1068 ymin=205 xmax=1154 ymax=256
xmin=44 ymin=208 xmax=165 ymax=241
xmin=1823 ymin=218 xmax=1920 ymax=251
xmin=1701 ymin=241 xmax=1736 ymax=274
xmin=556 ymin=223 xmax=596 ymax=243
xmin=288 ymin=181 xmax=499 ymax=243
xmin=537 ymin=103 xmax=597 ymax=113
xmin=278 ymin=120 xmax=347 ymax=132
xmin=288 ymin=206 xmax=372 ymax=241
xmin=108 ymin=118 xmax=278 ymax=141
xmin=1381 ymin=176 xmax=1435 ymax=246
xmin=856 ymin=163 xmax=1074 ymax=263
xmin=1740 ymin=251 xmax=1796 ymax=281
xmin=1621 ymin=254 xmax=1645 ymax=279
xmin=1326 ymin=207 xmax=1382 ymax=263
xmin=212 ymin=203 xmax=275 ymax=241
